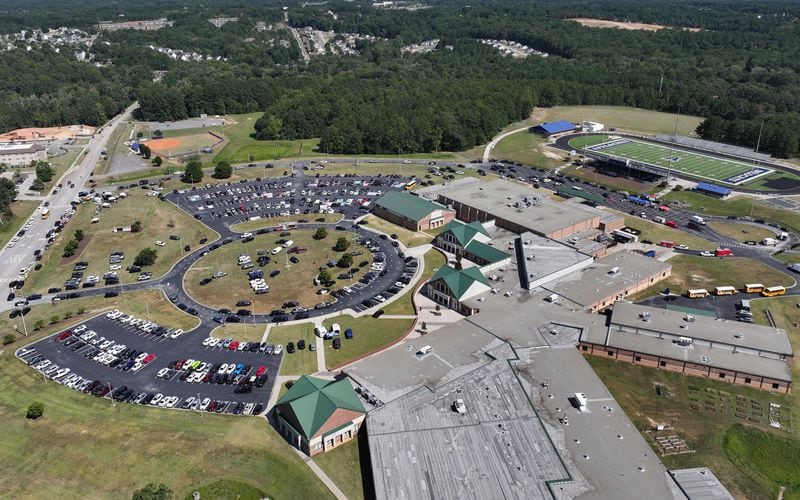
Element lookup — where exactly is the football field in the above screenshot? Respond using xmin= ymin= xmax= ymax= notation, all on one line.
xmin=575 ymin=137 xmax=772 ymax=185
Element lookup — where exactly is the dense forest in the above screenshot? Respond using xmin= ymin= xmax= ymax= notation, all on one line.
xmin=2 ymin=0 xmax=800 ymax=155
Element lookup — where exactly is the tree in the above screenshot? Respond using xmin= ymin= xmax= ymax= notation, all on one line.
xmin=213 ymin=160 xmax=232 ymax=179
xmin=35 ymin=162 xmax=54 ymax=182
xmin=152 ymin=156 xmax=163 ymax=166
xmin=131 ymin=221 xmax=142 ymax=233
xmin=337 ymin=253 xmax=353 ymax=268
xmin=134 ymin=248 xmax=158 ymax=267
xmin=136 ymin=132 xmax=144 ymax=139
xmin=313 ymin=227 xmax=328 ymax=240
xmin=33 ymin=319 xmax=45 ymax=330
xmin=2 ymin=333 xmax=15 ymax=345
xmin=333 ymin=237 xmax=350 ymax=252
xmin=184 ymin=160 xmax=203 ymax=183
xmin=455 ymin=254 xmax=463 ymax=271
xmin=139 ymin=144 xmax=152 ymax=159
xmin=63 ymin=240 xmax=78 ymax=257
xmin=132 ymin=483 xmax=173 ymax=500
xmin=26 ymin=402 xmax=44 ymax=420
xmin=254 ymin=113 xmax=283 ymax=140
xmin=50 ymin=314 xmax=60 ymax=324
xmin=318 ymin=269 xmax=332 ymax=285
xmin=31 ymin=178 xmax=45 ymax=191
xmin=74 ymin=229 xmax=84 ymax=242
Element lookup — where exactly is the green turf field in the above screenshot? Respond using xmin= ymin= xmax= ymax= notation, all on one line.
xmin=570 ymin=137 xmax=772 ymax=185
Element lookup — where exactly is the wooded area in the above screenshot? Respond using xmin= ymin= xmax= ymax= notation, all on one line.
xmin=2 ymin=0 xmax=800 ymax=155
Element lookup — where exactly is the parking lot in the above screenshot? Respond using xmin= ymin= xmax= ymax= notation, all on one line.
xmin=16 ymin=313 xmax=280 ymax=415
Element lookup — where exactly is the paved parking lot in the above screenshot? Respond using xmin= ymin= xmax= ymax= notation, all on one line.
xmin=17 ymin=313 xmax=281 ymax=415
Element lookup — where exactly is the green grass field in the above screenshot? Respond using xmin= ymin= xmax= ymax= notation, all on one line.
xmin=706 ymin=221 xmax=777 ymax=243
xmin=571 ymin=137 xmax=769 ymax=185
xmin=184 ymin=229 xmax=371 ymax=314
xmin=267 ymin=323 xmax=319 ymax=376
xmin=322 ymin=315 xmax=414 ymax=369
xmin=361 ymin=215 xmax=433 ymax=248
xmin=313 ymin=436 xmax=367 ymax=500
xmin=230 ymin=213 xmax=343 ymax=233
xmin=210 ymin=323 xmax=267 ymax=343
xmin=184 ymin=479 xmax=268 ymax=500
xmin=0 ymin=351 xmax=332 ymax=499
xmin=632 ymin=255 xmax=794 ymax=299
xmin=0 ymin=199 xmax=38 ymax=249
xmin=491 ymin=131 xmax=556 ymax=168
xmin=540 ymin=106 xmax=704 ymax=137
xmin=19 ymin=189 xmax=217 ymax=295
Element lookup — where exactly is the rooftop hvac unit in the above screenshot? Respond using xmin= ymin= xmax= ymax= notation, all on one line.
xmin=677 ymin=337 xmax=692 ymax=346
xmin=608 ymin=266 xmax=620 ymax=275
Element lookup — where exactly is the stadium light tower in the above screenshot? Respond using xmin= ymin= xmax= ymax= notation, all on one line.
xmin=665 ymin=108 xmax=681 ymax=183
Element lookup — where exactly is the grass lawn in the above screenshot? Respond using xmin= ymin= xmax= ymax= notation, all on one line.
xmin=209 ymin=113 xmax=322 ymax=164
xmin=586 ymin=355 xmax=792 ymax=499
xmin=539 ymin=105 xmax=704 ymax=137
xmin=707 ymin=221 xmax=779 ymax=243
xmin=723 ymin=424 xmax=800 ymax=498
xmin=46 ymin=147 xmax=82 ymax=188
xmin=20 ymin=189 xmax=216 ymax=295
xmin=322 ymin=315 xmax=414 ymax=369
xmin=267 ymin=323 xmax=318 ymax=375
xmin=2 ymin=289 xmax=199 ymax=345
xmin=0 ymin=200 xmax=38 ymax=248
xmin=184 ymin=229 xmax=371 ymax=314
xmin=383 ymin=248 xmax=446 ymax=316
xmin=492 ymin=130 xmax=558 ymax=168
xmin=230 ymin=213 xmax=343 ymax=233
xmin=313 ymin=435 xmax=367 ymax=500
xmin=0 ymin=352 xmax=332 ymax=499
xmin=97 ymin=122 xmax=134 ymax=175
xmin=771 ymin=252 xmax=800 ymax=266
xmin=623 ymin=217 xmax=716 ymax=250
xmin=361 ymin=215 xmax=432 ymax=248
xmin=662 ymin=191 xmax=800 ymax=237
xmin=632 ymin=255 xmax=794 ymax=299
xmin=184 ymin=479 xmax=267 ymax=500
xmin=210 ymin=323 xmax=267 ymax=343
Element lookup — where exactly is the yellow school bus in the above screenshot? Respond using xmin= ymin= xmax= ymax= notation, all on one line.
xmin=743 ymin=283 xmax=764 ymax=294
xmin=687 ymin=289 xmax=710 ymax=299
xmin=714 ymin=286 xmax=737 ymax=296
xmin=761 ymin=286 xmax=786 ymax=297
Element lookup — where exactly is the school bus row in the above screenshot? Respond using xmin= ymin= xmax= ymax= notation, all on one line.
xmin=687 ymin=284 xmax=786 ymax=298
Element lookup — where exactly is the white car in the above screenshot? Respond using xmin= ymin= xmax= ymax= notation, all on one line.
xmin=169 ymin=329 xmax=184 ymax=339
xmin=200 ymin=398 xmax=212 ymax=411
xmin=157 ymin=368 xmax=170 ymax=378
xmin=675 ymin=244 xmax=689 ymax=250
xmin=155 ymin=240 xmax=166 ymax=247
xmin=699 ymin=251 xmax=714 ymax=257
xmin=273 ymin=344 xmax=284 ymax=355
xmin=150 ymin=393 xmax=164 ymax=406
xmin=202 ymin=337 xmax=214 ymax=346
xmin=109 ymin=264 xmax=122 ymax=271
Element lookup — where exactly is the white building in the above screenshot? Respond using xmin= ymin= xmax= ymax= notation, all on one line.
xmin=0 ymin=143 xmax=47 ymax=167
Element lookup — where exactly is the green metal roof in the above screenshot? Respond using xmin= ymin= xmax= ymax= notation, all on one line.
xmin=276 ymin=376 xmax=365 ymax=439
xmin=374 ymin=191 xmax=445 ymax=222
xmin=430 ymin=265 xmax=490 ymax=300
xmin=556 ymin=187 xmax=604 ymax=205
xmin=440 ymin=220 xmax=490 ymax=246
xmin=464 ymin=240 xmax=509 ymax=264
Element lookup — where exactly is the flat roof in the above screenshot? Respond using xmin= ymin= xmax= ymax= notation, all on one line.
xmin=670 ymin=468 xmax=734 ymax=500
xmin=604 ymin=327 xmax=792 ymax=381
xmin=514 ymin=231 xmax=594 ymax=286
xmin=0 ymin=143 xmax=43 ymax=153
xmin=367 ymin=350 xmax=574 ymax=500
xmin=611 ymin=302 xmax=792 ymax=356
xmin=437 ymin=179 xmax=598 ymax=235
xmin=549 ymin=251 xmax=672 ymax=308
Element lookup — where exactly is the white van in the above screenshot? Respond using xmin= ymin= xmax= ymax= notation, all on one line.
xmin=282 ymin=239 xmax=294 ymax=248
xmin=417 ymin=345 xmax=433 ymax=357
xmin=271 ymin=247 xmax=283 ymax=255
xmin=653 ymin=216 xmax=666 ymax=224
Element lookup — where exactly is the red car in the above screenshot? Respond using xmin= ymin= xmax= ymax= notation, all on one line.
xmin=175 ymin=359 xmax=186 ymax=370
xmin=256 ymin=366 xmax=267 ymax=376
xmin=143 ymin=354 xmax=156 ymax=364
xmin=56 ymin=331 xmax=72 ymax=342
xmin=665 ymin=220 xmax=678 ymax=228
xmin=229 ymin=341 xmax=239 ymax=350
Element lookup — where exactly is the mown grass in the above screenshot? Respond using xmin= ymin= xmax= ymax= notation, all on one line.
xmin=20 ymin=188 xmax=216 ymax=295
xmin=492 ymin=130 xmax=557 ymax=168
xmin=313 ymin=436 xmax=366 ymax=500
xmin=361 ymin=215 xmax=432 ymax=248
xmin=267 ymin=323 xmax=318 ymax=376
xmin=382 ymin=248 xmax=446 ymax=316
xmin=0 ymin=200 xmax=38 ymax=248
xmin=723 ymin=424 xmax=800 ymax=498
xmin=210 ymin=323 xmax=267 ymax=343
xmin=322 ymin=315 xmax=414 ymax=369
xmin=539 ymin=105 xmax=703 ymax=137
xmin=587 ymin=355 xmax=792 ymax=499
xmin=183 ymin=229 xmax=371 ymax=314
xmin=631 ymin=255 xmax=794 ymax=299
xmin=183 ymin=479 xmax=268 ymax=500
xmin=230 ymin=213 xmax=342 ymax=233
xmin=706 ymin=221 xmax=778 ymax=243
xmin=0 ymin=351 xmax=332 ymax=499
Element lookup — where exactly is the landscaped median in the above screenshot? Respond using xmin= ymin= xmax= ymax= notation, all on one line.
xmin=210 ymin=323 xmax=267 ymax=344
xmin=267 ymin=323 xmax=318 ymax=376
xmin=322 ymin=315 xmax=415 ymax=370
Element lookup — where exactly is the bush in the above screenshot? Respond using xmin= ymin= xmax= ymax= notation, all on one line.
xmin=33 ymin=319 xmax=45 ymax=331
xmin=337 ymin=253 xmax=353 ymax=268
xmin=131 ymin=220 xmax=142 ymax=233
xmin=673 ymin=185 xmax=684 ymax=192
xmin=333 ymin=237 xmax=350 ymax=252
xmin=318 ymin=269 xmax=332 ymax=284
xmin=63 ymin=240 xmax=78 ymax=257
xmin=49 ymin=314 xmax=60 ymax=324
xmin=74 ymin=229 xmax=84 ymax=242
xmin=63 ymin=311 xmax=73 ymax=319
xmin=26 ymin=402 xmax=44 ymax=420
xmin=152 ymin=156 xmax=163 ymax=166
xmin=2 ymin=333 xmax=15 ymax=345
xmin=77 ymin=307 xmax=85 ymax=314
xmin=213 ymin=160 xmax=233 ymax=179
xmin=132 ymin=483 xmax=173 ymax=500
xmin=184 ymin=159 xmax=203 ymax=183
xmin=31 ymin=178 xmax=45 ymax=191
xmin=313 ymin=228 xmax=328 ymax=240
xmin=134 ymin=247 xmax=158 ymax=267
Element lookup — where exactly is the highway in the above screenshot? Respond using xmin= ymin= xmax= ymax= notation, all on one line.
xmin=0 ymin=103 xmax=138 ymax=289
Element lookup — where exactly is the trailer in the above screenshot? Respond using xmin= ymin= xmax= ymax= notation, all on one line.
xmin=714 ymin=248 xmax=733 ymax=257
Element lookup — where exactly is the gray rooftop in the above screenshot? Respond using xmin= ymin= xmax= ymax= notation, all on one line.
xmin=611 ymin=301 xmax=793 ymax=356
xmin=367 ymin=349 xmax=574 ymax=500
xmin=604 ymin=326 xmax=792 ymax=381
xmin=549 ymin=251 xmax=672 ymax=307
xmin=670 ymin=468 xmax=734 ymax=500
xmin=437 ymin=179 xmax=598 ymax=235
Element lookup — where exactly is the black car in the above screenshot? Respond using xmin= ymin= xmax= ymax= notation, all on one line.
xmin=372 ymin=309 xmax=385 ymax=318
xmin=199 ymin=278 xmax=212 ymax=286
xmin=237 ymin=309 xmax=252 ymax=316
xmin=6 ymin=292 xmax=14 ymax=302
xmin=187 ymin=308 xmax=199 ymax=316
xmin=287 ymin=342 xmax=295 ymax=354
xmin=235 ymin=300 xmax=251 ymax=307
xmin=290 ymin=256 xmax=299 ymax=264
xmin=297 ymin=339 xmax=306 ymax=350
xmin=104 ymin=291 xmax=119 ymax=298
xmin=226 ymin=315 xmax=242 ymax=323
xmin=269 ymin=270 xmax=280 ymax=278
xmin=332 ymin=338 xmax=341 ymax=349
xmin=177 ymin=303 xmax=188 ymax=311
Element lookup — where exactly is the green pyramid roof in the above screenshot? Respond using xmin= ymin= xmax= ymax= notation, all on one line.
xmin=440 ymin=220 xmax=490 ymax=246
xmin=430 ymin=265 xmax=490 ymax=300
xmin=276 ymin=376 xmax=365 ymax=439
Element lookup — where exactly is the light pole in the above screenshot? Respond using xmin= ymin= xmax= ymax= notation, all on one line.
xmin=20 ymin=309 xmax=29 ymax=336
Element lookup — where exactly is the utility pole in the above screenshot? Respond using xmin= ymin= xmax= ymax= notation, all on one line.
xmin=20 ymin=309 xmax=29 ymax=336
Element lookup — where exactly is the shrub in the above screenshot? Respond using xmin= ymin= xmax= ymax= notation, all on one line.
xmin=26 ymin=402 xmax=44 ymax=420
xmin=33 ymin=319 xmax=45 ymax=330
xmin=2 ymin=333 xmax=15 ymax=345
xmin=134 ymin=248 xmax=158 ymax=267
xmin=132 ymin=482 xmax=173 ymax=500
xmin=49 ymin=315 xmax=60 ymax=324
xmin=337 ymin=253 xmax=353 ymax=268
xmin=152 ymin=156 xmax=163 ymax=166
xmin=213 ymin=161 xmax=233 ymax=179
xmin=313 ymin=228 xmax=328 ymax=240
xmin=131 ymin=221 xmax=142 ymax=233
xmin=74 ymin=229 xmax=84 ymax=242
xmin=333 ymin=237 xmax=350 ymax=252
